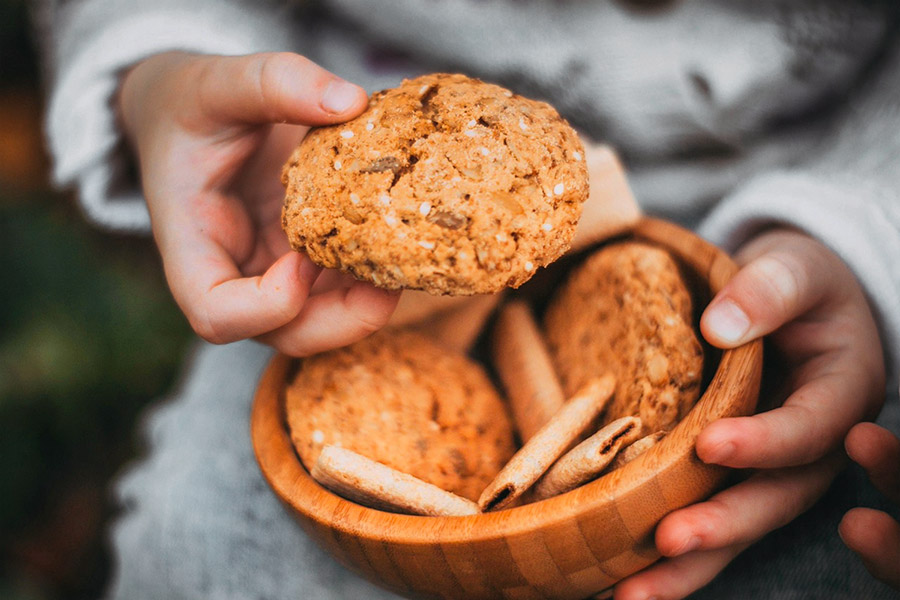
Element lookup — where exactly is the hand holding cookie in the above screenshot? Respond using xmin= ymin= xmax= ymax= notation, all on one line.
xmin=117 ymin=51 xmax=400 ymax=356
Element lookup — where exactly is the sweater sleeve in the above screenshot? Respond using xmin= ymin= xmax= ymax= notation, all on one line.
xmin=37 ymin=0 xmax=299 ymax=232
xmin=699 ymin=40 xmax=900 ymax=385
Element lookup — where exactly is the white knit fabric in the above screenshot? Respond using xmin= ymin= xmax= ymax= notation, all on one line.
xmin=42 ymin=0 xmax=300 ymax=230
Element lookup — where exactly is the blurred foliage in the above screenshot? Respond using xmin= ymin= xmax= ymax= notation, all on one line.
xmin=0 ymin=1 xmax=192 ymax=597
xmin=0 ymin=191 xmax=192 ymax=594
xmin=0 ymin=192 xmax=192 ymax=529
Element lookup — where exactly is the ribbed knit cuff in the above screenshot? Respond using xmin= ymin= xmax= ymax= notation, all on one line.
xmin=46 ymin=4 xmax=297 ymax=232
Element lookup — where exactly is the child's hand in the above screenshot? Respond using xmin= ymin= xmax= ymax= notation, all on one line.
xmin=839 ymin=422 xmax=900 ymax=589
xmin=118 ymin=52 xmax=399 ymax=356
xmin=614 ymin=229 xmax=886 ymax=599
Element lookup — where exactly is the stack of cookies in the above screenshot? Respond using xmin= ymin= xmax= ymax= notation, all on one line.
xmin=483 ymin=241 xmax=704 ymax=511
xmin=279 ymin=74 xmax=703 ymax=516
xmin=280 ymin=240 xmax=703 ymax=516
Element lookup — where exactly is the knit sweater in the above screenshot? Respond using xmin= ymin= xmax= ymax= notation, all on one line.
xmin=36 ymin=0 xmax=900 ymax=383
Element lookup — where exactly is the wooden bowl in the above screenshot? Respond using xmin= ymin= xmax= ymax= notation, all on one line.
xmin=251 ymin=217 xmax=763 ymax=600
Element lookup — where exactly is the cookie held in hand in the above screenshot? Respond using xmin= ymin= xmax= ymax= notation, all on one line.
xmin=282 ymin=73 xmax=589 ymax=295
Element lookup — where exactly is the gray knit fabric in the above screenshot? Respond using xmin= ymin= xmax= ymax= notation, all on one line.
xmin=33 ymin=1 xmax=900 ymax=598
xmin=106 ymin=340 xmax=900 ymax=600
xmin=106 ymin=341 xmax=400 ymax=599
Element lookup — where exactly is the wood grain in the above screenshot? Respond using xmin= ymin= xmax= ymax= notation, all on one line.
xmin=251 ymin=217 xmax=763 ymax=600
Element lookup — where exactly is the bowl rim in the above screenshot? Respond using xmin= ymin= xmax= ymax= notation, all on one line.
xmin=251 ymin=216 xmax=763 ymax=546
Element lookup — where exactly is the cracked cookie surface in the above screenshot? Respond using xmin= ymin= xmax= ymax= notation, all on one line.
xmin=544 ymin=242 xmax=704 ymax=435
xmin=281 ymin=73 xmax=589 ymax=295
xmin=285 ymin=329 xmax=516 ymax=502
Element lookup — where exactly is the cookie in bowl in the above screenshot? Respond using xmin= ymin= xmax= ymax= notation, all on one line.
xmin=544 ymin=241 xmax=704 ymax=434
xmin=284 ymin=328 xmax=516 ymax=502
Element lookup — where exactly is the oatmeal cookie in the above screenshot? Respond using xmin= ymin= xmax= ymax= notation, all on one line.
xmin=285 ymin=329 xmax=516 ymax=502
xmin=282 ymin=73 xmax=589 ymax=295
xmin=543 ymin=242 xmax=704 ymax=434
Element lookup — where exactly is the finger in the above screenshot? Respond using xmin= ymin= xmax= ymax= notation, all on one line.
xmin=235 ymin=217 xmax=289 ymax=277
xmin=839 ymin=508 xmax=900 ymax=589
xmin=698 ymin=361 xmax=872 ymax=468
xmin=238 ymin=212 xmax=295 ymax=276
xmin=193 ymin=52 xmax=368 ymax=126
xmin=310 ymin=268 xmax=360 ymax=295
xmin=613 ymin=545 xmax=746 ymax=600
xmin=845 ymin=422 xmax=900 ymax=502
xmin=235 ymin=122 xmax=309 ymax=226
xmin=258 ymin=280 xmax=400 ymax=356
xmin=701 ymin=244 xmax=832 ymax=348
xmin=655 ymin=454 xmax=842 ymax=558
xmin=168 ymin=246 xmax=322 ymax=344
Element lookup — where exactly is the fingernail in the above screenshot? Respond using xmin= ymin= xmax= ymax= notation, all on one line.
xmin=671 ymin=535 xmax=701 ymax=557
xmin=705 ymin=299 xmax=750 ymax=344
xmin=322 ymin=79 xmax=362 ymax=114
xmin=700 ymin=440 xmax=735 ymax=464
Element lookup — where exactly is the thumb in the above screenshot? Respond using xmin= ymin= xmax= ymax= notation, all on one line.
xmin=193 ymin=52 xmax=368 ymax=126
xmin=700 ymin=233 xmax=832 ymax=348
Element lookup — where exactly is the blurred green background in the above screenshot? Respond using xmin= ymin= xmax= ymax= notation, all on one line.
xmin=1 ymin=1 xmax=193 ymax=598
